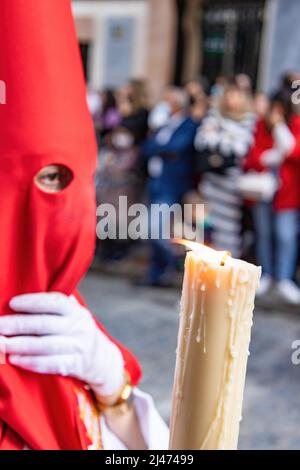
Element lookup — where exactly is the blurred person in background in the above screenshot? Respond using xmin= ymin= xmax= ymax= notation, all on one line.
xmin=148 ymin=86 xmax=174 ymax=132
xmin=94 ymin=88 xmax=121 ymax=145
xmin=235 ymin=73 xmax=253 ymax=95
xmin=281 ymin=71 xmax=300 ymax=92
xmin=116 ymin=79 xmax=149 ymax=145
xmin=141 ymin=87 xmax=198 ymax=287
xmin=209 ymin=76 xmax=228 ymax=107
xmin=87 ymin=87 xmax=102 ymax=118
xmin=245 ymin=89 xmax=300 ymax=304
xmin=95 ymin=80 xmax=149 ymax=261
xmin=194 ymin=78 xmax=255 ymax=257
xmin=180 ymin=190 xmax=213 ymax=245
xmin=184 ymin=79 xmax=208 ymax=123
xmin=280 ymin=71 xmax=300 ymax=115
xmin=253 ymin=92 xmax=270 ymax=120
xmin=96 ymin=123 xmax=144 ymax=261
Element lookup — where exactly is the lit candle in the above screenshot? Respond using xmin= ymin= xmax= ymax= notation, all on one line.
xmin=169 ymin=241 xmax=261 ymax=450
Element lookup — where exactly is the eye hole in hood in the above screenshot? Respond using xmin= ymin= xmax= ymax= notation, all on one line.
xmin=34 ymin=164 xmax=74 ymax=194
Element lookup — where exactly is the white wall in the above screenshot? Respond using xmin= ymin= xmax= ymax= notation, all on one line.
xmin=72 ymin=1 xmax=149 ymax=89
xmin=258 ymin=0 xmax=300 ymax=94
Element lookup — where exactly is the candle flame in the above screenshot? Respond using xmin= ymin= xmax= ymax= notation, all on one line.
xmin=173 ymin=239 xmax=231 ymax=266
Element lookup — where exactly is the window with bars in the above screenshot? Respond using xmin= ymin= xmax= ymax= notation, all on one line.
xmin=201 ymin=0 xmax=265 ymax=88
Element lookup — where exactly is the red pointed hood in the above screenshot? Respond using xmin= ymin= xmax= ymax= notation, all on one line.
xmin=0 ymin=0 xmax=142 ymax=450
xmin=0 ymin=0 xmax=97 ymax=308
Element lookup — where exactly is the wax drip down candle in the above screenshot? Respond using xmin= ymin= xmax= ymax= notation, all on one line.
xmin=169 ymin=241 xmax=261 ymax=450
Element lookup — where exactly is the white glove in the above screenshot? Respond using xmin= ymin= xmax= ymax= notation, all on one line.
xmin=261 ymin=148 xmax=284 ymax=168
xmin=0 ymin=293 xmax=125 ymax=396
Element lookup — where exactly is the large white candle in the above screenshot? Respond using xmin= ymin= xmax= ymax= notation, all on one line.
xmin=169 ymin=242 xmax=261 ymax=450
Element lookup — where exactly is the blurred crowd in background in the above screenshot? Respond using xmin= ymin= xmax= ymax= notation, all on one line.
xmin=87 ymin=71 xmax=300 ymax=305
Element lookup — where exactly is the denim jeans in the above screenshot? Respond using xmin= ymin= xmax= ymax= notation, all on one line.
xmin=147 ymin=184 xmax=183 ymax=283
xmin=252 ymin=202 xmax=299 ymax=281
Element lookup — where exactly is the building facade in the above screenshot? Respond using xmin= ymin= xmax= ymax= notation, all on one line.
xmin=175 ymin=0 xmax=265 ymax=88
xmin=72 ymin=0 xmax=300 ymax=99
xmin=72 ymin=0 xmax=176 ymax=101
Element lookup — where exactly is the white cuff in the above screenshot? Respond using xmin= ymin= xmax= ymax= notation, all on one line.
xmin=133 ymin=388 xmax=169 ymax=450
xmin=100 ymin=388 xmax=169 ymax=450
xmin=273 ymin=122 xmax=296 ymax=154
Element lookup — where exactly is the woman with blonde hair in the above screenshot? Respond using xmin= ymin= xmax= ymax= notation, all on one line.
xmin=116 ymin=79 xmax=149 ymax=144
xmin=194 ymin=79 xmax=255 ymax=257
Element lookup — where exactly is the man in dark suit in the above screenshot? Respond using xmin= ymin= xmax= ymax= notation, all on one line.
xmin=142 ymin=88 xmax=199 ymax=286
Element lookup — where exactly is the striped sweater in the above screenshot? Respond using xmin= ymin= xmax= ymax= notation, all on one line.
xmin=194 ymin=108 xmax=255 ymax=256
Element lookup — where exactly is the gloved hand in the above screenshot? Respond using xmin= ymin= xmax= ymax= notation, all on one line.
xmin=0 ymin=293 xmax=125 ymax=397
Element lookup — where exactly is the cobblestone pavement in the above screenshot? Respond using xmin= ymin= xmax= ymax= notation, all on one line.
xmin=80 ymin=271 xmax=300 ymax=450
